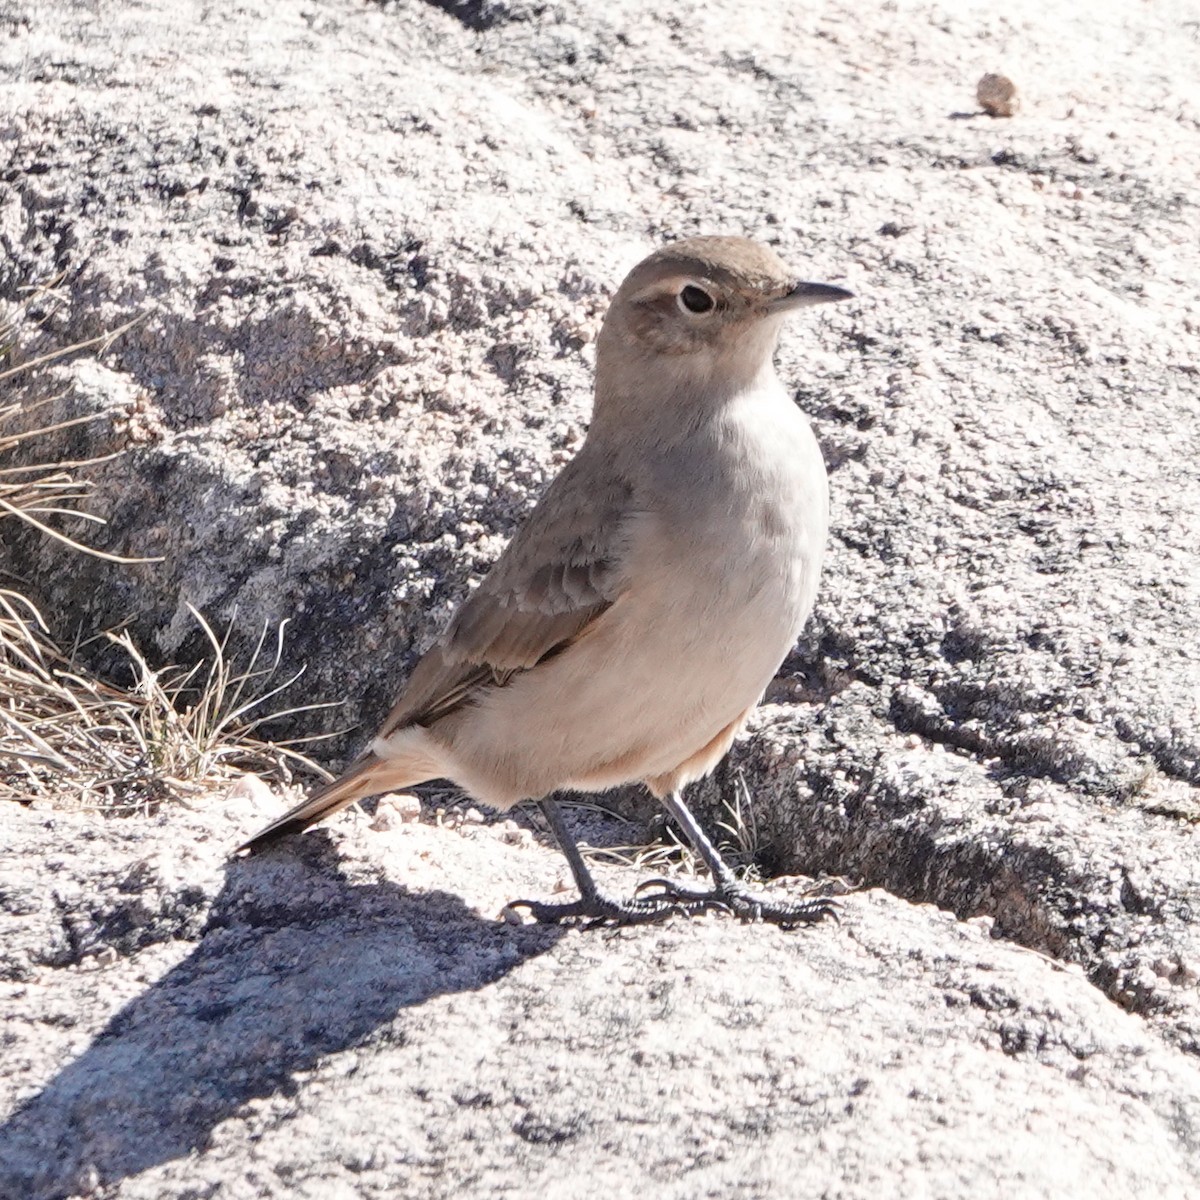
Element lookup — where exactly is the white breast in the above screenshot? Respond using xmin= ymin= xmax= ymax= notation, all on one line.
xmin=627 ymin=379 xmax=830 ymax=725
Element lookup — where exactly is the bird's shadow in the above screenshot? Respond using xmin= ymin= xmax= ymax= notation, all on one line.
xmin=0 ymin=838 xmax=565 ymax=1200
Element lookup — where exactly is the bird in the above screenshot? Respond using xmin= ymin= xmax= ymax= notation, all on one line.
xmin=237 ymin=235 xmax=852 ymax=927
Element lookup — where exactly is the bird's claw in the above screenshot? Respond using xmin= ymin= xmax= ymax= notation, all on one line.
xmin=634 ymin=876 xmax=727 ymax=903
xmin=508 ymin=877 xmax=841 ymax=930
xmin=636 ymin=876 xmax=841 ymax=930
xmin=505 ymin=888 xmax=724 ymax=929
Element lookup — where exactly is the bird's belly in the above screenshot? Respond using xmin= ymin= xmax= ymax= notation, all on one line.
xmin=606 ymin=513 xmax=819 ymax=749
xmin=437 ymin=505 xmax=823 ymax=806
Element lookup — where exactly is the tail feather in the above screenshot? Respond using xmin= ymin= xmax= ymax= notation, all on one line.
xmin=234 ymin=751 xmax=429 ymax=855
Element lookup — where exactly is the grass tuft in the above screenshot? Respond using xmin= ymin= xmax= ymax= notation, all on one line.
xmin=1 ymin=292 xmax=332 ymax=813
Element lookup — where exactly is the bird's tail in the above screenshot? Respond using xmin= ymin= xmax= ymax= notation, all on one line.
xmin=234 ymin=733 xmax=439 ymax=854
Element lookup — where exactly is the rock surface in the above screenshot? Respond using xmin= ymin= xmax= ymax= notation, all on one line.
xmin=2 ymin=0 xmax=1199 ymax=1194
xmin=3 ymin=799 xmax=1200 ymax=1200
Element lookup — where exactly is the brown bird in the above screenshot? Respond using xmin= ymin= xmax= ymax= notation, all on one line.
xmin=237 ymin=236 xmax=852 ymax=926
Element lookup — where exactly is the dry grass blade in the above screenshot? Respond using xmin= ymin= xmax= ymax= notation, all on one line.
xmin=0 ymin=313 xmax=144 ymax=385
xmin=553 ymin=797 xmax=702 ymax=877
xmin=0 ymin=310 xmax=160 ymax=563
xmin=556 ymin=777 xmax=766 ymax=881
xmin=713 ymin=772 xmax=765 ymax=882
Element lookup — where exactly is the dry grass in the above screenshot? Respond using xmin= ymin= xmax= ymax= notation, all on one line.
xmin=573 ymin=775 xmax=767 ymax=881
xmin=0 ymin=294 xmax=332 ymax=813
xmin=573 ymin=799 xmax=701 ymax=876
xmin=712 ymin=772 xmax=766 ymax=882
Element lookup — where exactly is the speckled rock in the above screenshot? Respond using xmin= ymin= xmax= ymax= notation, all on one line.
xmin=3 ymin=799 xmax=1200 ymax=1199
xmin=2 ymin=0 xmax=1199 ymax=1193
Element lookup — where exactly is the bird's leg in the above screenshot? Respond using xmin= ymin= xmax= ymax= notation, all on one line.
xmin=507 ymin=797 xmax=725 ymax=927
xmin=636 ymin=790 xmax=839 ymax=930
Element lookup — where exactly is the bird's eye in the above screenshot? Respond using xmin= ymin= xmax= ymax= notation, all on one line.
xmin=677 ymin=284 xmax=715 ymax=315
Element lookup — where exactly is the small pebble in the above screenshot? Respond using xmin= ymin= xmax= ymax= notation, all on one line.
xmin=371 ymin=793 xmax=422 ymax=830
xmin=224 ymin=773 xmax=274 ymax=808
xmin=73 ymin=1164 xmax=101 ymax=1195
xmin=498 ymin=820 xmax=533 ymax=846
xmin=977 ymin=72 xmax=1019 ymax=117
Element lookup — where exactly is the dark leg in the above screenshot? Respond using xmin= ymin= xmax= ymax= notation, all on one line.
xmin=637 ymin=790 xmax=839 ymax=930
xmin=507 ymin=797 xmax=726 ymax=927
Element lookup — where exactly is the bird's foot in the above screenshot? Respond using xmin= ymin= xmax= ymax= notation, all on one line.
xmin=505 ymin=888 xmax=725 ymax=929
xmin=634 ymin=875 xmax=840 ymax=930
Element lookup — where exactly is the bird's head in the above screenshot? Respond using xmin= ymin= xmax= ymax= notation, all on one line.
xmin=595 ymin=235 xmax=852 ymax=413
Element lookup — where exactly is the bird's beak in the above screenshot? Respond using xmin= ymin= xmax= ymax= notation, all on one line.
xmin=770 ymin=281 xmax=855 ymax=312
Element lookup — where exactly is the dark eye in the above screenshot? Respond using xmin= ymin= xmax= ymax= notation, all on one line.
xmin=677 ymin=284 xmax=715 ymax=315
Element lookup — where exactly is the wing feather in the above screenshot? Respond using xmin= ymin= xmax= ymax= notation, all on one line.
xmin=374 ymin=454 xmax=635 ymax=740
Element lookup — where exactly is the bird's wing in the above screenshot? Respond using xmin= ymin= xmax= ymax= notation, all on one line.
xmin=374 ymin=455 xmax=636 ymax=739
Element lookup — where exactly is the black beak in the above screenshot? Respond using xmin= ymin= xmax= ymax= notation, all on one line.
xmin=771 ymin=281 xmax=855 ymax=312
